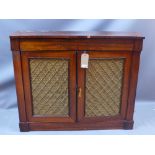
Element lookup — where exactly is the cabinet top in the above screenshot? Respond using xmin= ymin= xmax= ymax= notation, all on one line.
xmin=10 ymin=31 xmax=145 ymax=39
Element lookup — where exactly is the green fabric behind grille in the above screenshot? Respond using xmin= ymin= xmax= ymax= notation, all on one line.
xmin=85 ymin=58 xmax=124 ymax=117
xmin=29 ymin=58 xmax=69 ymax=117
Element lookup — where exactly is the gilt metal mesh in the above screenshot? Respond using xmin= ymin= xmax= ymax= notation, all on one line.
xmin=29 ymin=58 xmax=69 ymax=116
xmin=85 ymin=58 xmax=124 ymax=117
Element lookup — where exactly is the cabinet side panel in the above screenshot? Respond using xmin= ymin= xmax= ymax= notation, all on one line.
xmin=126 ymin=52 xmax=140 ymax=121
xmin=12 ymin=51 xmax=27 ymax=122
xmin=126 ymin=39 xmax=143 ymax=121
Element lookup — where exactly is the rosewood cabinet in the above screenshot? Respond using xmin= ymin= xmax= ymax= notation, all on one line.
xmin=10 ymin=31 xmax=144 ymax=131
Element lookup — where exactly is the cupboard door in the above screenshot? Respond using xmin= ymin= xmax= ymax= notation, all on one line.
xmin=21 ymin=51 xmax=76 ymax=123
xmin=77 ymin=51 xmax=131 ymax=122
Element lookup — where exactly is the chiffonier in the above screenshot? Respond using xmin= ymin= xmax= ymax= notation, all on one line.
xmin=10 ymin=31 xmax=144 ymax=131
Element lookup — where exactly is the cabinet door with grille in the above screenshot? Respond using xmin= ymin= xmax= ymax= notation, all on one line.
xmin=21 ymin=51 xmax=76 ymax=123
xmin=77 ymin=51 xmax=131 ymax=122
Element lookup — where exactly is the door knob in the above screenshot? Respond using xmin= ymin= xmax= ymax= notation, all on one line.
xmin=78 ymin=87 xmax=82 ymax=98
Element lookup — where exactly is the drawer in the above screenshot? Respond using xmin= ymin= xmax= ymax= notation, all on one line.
xmin=19 ymin=38 xmax=134 ymax=51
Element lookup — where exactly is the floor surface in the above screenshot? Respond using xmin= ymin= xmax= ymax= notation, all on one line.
xmin=0 ymin=101 xmax=155 ymax=135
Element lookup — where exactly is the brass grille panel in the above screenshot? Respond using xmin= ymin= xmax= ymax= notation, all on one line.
xmin=29 ymin=58 xmax=69 ymax=116
xmin=85 ymin=58 xmax=124 ymax=117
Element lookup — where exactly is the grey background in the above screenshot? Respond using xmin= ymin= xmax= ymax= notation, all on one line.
xmin=0 ymin=19 xmax=155 ymax=134
xmin=1 ymin=19 xmax=155 ymax=109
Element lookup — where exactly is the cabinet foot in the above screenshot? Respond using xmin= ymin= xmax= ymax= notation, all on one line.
xmin=19 ymin=122 xmax=30 ymax=132
xmin=123 ymin=121 xmax=134 ymax=130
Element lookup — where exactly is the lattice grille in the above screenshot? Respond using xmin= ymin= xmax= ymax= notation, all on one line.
xmin=29 ymin=58 xmax=69 ymax=116
xmin=85 ymin=58 xmax=124 ymax=117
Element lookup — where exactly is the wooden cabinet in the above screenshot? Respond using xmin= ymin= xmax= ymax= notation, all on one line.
xmin=10 ymin=31 xmax=144 ymax=131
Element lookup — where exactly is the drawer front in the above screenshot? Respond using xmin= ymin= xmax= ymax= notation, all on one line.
xmin=77 ymin=51 xmax=131 ymax=122
xmin=21 ymin=51 xmax=76 ymax=123
xmin=20 ymin=38 xmax=134 ymax=51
